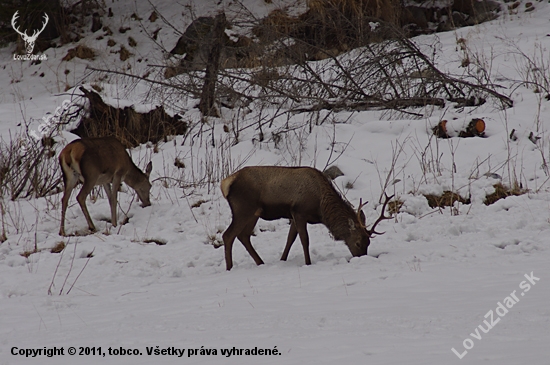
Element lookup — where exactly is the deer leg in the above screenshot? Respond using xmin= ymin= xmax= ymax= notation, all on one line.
xmin=293 ymin=216 xmax=311 ymax=265
xmin=236 ymin=216 xmax=264 ymax=266
xmin=222 ymin=214 xmax=257 ymax=270
xmin=59 ymin=171 xmax=78 ymax=236
xmin=103 ymin=183 xmax=112 ymax=202
xmin=280 ymin=220 xmax=298 ymax=261
xmin=108 ymin=175 xmax=122 ymax=227
xmin=76 ymin=180 xmax=97 ymax=232
xmin=222 ymin=221 xmax=239 ymax=271
xmin=103 ymin=183 xmax=115 ymax=226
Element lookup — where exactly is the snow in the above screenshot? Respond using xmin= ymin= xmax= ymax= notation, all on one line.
xmin=1 ymin=0 xmax=549 ymax=364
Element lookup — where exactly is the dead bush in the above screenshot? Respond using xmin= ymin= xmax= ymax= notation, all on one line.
xmin=71 ymin=87 xmax=188 ymax=148
xmin=0 ymin=134 xmax=61 ymax=200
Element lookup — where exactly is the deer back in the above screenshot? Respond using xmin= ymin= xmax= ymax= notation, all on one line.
xmin=59 ymin=137 xmax=134 ymax=184
xmin=223 ymin=167 xmax=321 ymax=218
xmin=221 ymin=166 xmax=361 ymax=227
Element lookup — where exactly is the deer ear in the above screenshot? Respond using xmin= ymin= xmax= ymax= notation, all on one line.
xmin=348 ymin=218 xmax=356 ymax=230
xmin=145 ymin=161 xmax=152 ymax=177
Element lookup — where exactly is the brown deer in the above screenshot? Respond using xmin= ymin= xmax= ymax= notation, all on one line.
xmin=58 ymin=137 xmax=152 ymax=236
xmin=220 ymin=166 xmax=392 ymax=270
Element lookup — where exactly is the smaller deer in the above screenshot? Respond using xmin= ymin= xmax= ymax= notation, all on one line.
xmin=58 ymin=137 xmax=152 ymax=236
xmin=220 ymin=166 xmax=392 ymax=270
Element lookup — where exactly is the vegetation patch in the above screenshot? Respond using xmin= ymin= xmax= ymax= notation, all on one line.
xmin=118 ymin=45 xmax=131 ymax=61
xmin=174 ymin=157 xmax=185 ymax=169
xmin=20 ymin=248 xmax=39 ymax=258
xmin=50 ymin=241 xmax=66 ymax=253
xmin=62 ymin=45 xmax=95 ymax=61
xmin=484 ymin=183 xmax=527 ymax=205
xmin=71 ymin=87 xmax=188 ymax=148
xmin=387 ymin=198 xmax=404 ymax=215
xmin=191 ymin=199 xmax=208 ymax=208
xmin=424 ymin=191 xmax=470 ymax=208
xmin=128 ymin=36 xmax=137 ymax=47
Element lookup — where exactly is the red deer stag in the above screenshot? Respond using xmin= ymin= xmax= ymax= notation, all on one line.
xmin=220 ymin=166 xmax=392 ymax=270
xmin=58 ymin=137 xmax=152 ymax=236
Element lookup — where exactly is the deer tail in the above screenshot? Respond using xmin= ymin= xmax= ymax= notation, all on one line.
xmin=220 ymin=173 xmax=238 ymax=199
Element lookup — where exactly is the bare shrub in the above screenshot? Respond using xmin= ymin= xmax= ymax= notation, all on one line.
xmin=0 ymin=133 xmax=61 ymax=201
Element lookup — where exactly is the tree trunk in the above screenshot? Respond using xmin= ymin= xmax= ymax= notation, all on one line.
xmin=199 ymin=12 xmax=226 ymax=117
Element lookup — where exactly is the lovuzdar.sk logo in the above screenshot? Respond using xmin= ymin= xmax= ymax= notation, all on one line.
xmin=12 ymin=10 xmax=49 ymax=61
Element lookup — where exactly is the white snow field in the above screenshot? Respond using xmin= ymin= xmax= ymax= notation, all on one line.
xmin=0 ymin=1 xmax=549 ymax=364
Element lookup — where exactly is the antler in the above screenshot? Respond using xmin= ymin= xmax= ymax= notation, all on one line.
xmin=11 ymin=12 xmax=48 ymax=40
xmin=11 ymin=11 xmax=27 ymax=38
xmin=366 ymin=193 xmax=394 ymax=237
xmin=356 ymin=198 xmax=368 ymax=228
xmin=32 ymin=13 xmax=49 ymax=38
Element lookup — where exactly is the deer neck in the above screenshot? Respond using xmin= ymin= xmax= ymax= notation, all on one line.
xmin=123 ymin=163 xmax=145 ymax=188
xmin=320 ymin=193 xmax=354 ymax=241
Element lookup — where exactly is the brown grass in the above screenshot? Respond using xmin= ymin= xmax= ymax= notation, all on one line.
xmin=62 ymin=45 xmax=96 ymax=61
xmin=20 ymin=248 xmax=38 ymax=258
xmin=484 ymin=183 xmax=527 ymax=205
xmin=191 ymin=199 xmax=208 ymax=208
xmin=307 ymin=0 xmax=400 ymax=23
xmin=302 ymin=0 xmax=402 ymax=50
xmin=253 ymin=9 xmax=299 ymax=42
xmin=387 ymin=198 xmax=403 ymax=214
xmin=424 ymin=191 xmax=470 ymax=208
xmin=50 ymin=241 xmax=66 ymax=253
xmin=119 ymin=45 xmax=131 ymax=61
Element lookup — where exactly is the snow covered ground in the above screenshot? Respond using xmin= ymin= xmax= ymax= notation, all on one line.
xmin=0 ymin=0 xmax=549 ymax=364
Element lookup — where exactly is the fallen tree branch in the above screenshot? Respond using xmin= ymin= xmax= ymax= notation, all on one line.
xmin=290 ymin=97 xmax=444 ymax=114
xmin=87 ymin=66 xmax=201 ymax=98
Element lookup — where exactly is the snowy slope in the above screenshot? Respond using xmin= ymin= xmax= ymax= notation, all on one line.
xmin=1 ymin=0 xmax=550 ymax=364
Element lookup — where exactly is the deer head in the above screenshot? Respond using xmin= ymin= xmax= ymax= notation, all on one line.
xmin=12 ymin=11 xmax=49 ymax=55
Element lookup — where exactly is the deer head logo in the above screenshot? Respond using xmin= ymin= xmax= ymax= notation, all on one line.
xmin=11 ymin=11 xmax=49 ymax=55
